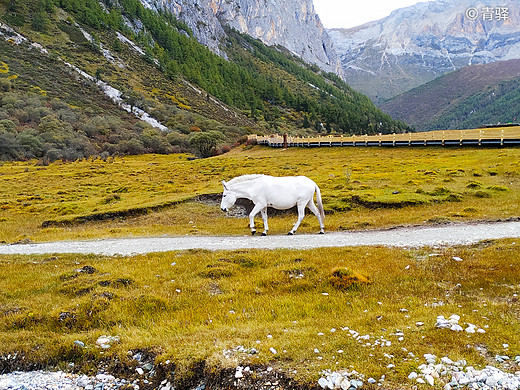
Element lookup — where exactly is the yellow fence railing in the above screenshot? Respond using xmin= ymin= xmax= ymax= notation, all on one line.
xmin=249 ymin=126 xmax=520 ymax=147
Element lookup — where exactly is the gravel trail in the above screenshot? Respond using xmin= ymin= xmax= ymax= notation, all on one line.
xmin=1 ymin=220 xmax=519 ymax=256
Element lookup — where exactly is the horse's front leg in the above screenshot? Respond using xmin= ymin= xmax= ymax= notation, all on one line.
xmin=260 ymin=207 xmax=268 ymax=236
xmin=249 ymin=203 xmax=265 ymax=235
xmin=288 ymin=203 xmax=306 ymax=235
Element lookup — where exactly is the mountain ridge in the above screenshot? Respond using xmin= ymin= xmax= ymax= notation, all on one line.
xmin=380 ymin=58 xmax=520 ymax=130
xmin=328 ymin=0 xmax=520 ymax=103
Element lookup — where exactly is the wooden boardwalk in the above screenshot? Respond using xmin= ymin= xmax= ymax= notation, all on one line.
xmin=251 ymin=126 xmax=520 ymax=148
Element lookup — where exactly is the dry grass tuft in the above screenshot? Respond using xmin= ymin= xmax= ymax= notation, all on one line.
xmin=329 ymin=267 xmax=372 ymax=290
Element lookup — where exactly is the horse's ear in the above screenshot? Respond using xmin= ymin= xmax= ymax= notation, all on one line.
xmin=221 ymin=180 xmax=228 ymax=190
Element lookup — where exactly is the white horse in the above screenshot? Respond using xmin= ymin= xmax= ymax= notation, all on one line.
xmin=220 ymin=174 xmax=325 ymax=236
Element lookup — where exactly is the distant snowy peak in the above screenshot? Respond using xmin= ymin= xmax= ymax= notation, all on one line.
xmin=328 ymin=0 xmax=520 ymax=102
xmin=142 ymin=0 xmax=343 ymax=76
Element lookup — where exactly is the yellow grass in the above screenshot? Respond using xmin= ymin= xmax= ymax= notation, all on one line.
xmin=0 ymin=146 xmax=519 ymax=243
xmin=0 ymin=240 xmax=519 ymax=386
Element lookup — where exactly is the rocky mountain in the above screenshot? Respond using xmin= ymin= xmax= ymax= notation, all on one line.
xmin=328 ymin=0 xmax=520 ymax=103
xmin=380 ymin=59 xmax=520 ymax=130
xmin=145 ymin=0 xmax=343 ymax=75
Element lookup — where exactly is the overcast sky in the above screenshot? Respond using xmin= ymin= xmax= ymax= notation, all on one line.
xmin=313 ymin=0 xmax=435 ymax=28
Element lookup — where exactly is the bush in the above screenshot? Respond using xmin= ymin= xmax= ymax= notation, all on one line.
xmin=0 ymin=78 xmax=11 ymax=92
xmin=189 ymin=130 xmax=224 ymax=158
xmin=0 ymin=133 xmax=21 ymax=159
xmin=219 ymin=144 xmax=231 ymax=154
xmin=118 ymin=139 xmax=145 ymax=155
xmin=474 ymin=191 xmax=492 ymax=198
xmin=466 ymin=181 xmax=482 ymax=188
xmin=487 ymin=185 xmax=508 ymax=192
xmin=329 ymin=267 xmax=371 ymax=290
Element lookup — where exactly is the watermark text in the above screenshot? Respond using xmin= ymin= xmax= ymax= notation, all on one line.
xmin=465 ymin=6 xmax=509 ymax=21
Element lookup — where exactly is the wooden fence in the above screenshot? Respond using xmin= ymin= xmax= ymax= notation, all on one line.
xmin=250 ymin=126 xmax=520 ymax=148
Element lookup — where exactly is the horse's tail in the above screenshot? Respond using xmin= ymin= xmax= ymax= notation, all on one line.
xmin=315 ymin=183 xmax=325 ymax=222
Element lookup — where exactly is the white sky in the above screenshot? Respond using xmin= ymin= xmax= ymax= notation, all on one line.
xmin=313 ymin=0 xmax=434 ymax=28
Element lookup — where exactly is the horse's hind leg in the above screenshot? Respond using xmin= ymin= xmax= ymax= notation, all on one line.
xmin=307 ymin=200 xmax=325 ymax=234
xmin=260 ymin=207 xmax=268 ymax=236
xmin=288 ymin=203 xmax=306 ymax=235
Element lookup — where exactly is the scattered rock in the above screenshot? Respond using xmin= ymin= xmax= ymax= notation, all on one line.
xmin=77 ymin=265 xmax=97 ymax=274
xmin=408 ymin=353 xmax=520 ymax=390
xmin=318 ymin=370 xmax=364 ymax=390
xmin=0 ymin=371 xmax=131 ymax=390
xmin=435 ymin=315 xmax=486 ymax=333
xmin=96 ymin=335 xmax=119 ymax=349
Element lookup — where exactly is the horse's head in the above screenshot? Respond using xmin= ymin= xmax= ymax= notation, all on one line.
xmin=220 ymin=180 xmax=237 ymax=212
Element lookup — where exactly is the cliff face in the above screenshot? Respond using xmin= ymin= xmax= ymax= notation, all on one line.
xmin=145 ymin=0 xmax=343 ymax=75
xmin=328 ymin=0 xmax=520 ymax=103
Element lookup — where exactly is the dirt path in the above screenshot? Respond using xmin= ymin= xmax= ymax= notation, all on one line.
xmin=1 ymin=221 xmax=519 ymax=256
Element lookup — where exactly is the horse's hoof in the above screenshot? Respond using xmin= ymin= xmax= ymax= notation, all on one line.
xmin=319 ymin=231 xmax=325 ymax=235
xmin=251 ymin=231 xmax=256 ymax=236
xmin=261 ymin=232 xmax=267 ymax=236
xmin=287 ymin=232 xmax=294 ymax=236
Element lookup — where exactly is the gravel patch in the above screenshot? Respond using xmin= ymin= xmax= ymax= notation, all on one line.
xmin=0 ymin=371 xmax=132 ymax=390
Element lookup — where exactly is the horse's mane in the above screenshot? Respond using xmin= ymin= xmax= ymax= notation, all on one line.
xmin=227 ymin=174 xmax=266 ymax=186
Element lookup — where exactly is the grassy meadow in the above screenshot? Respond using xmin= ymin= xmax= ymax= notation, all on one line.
xmin=0 ymin=145 xmax=519 ymax=244
xmin=1 ymin=145 xmax=519 ymax=387
xmin=0 ymin=240 xmax=519 ymax=387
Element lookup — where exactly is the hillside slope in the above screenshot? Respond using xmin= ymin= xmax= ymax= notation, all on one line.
xmin=328 ymin=0 xmax=520 ymax=103
xmin=0 ymin=0 xmax=408 ymax=161
xmin=380 ymin=59 xmax=520 ymax=130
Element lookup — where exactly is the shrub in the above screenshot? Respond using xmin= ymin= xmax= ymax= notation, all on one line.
xmin=487 ymin=185 xmax=508 ymax=192
xmin=101 ymin=194 xmax=121 ymax=204
xmin=199 ymin=267 xmax=233 ymax=279
xmin=219 ymin=144 xmax=231 ymax=154
xmin=466 ymin=181 xmax=482 ymax=188
xmin=446 ymin=193 xmax=463 ymax=202
xmin=0 ymin=78 xmax=11 ymax=92
xmin=329 ymin=267 xmax=371 ymax=290
xmin=232 ymin=256 xmax=260 ymax=268
xmin=189 ymin=130 xmax=224 ymax=158
xmin=474 ymin=191 xmax=492 ymax=198
xmin=427 ymin=215 xmax=452 ymax=224
xmin=428 ymin=186 xmax=450 ymax=196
